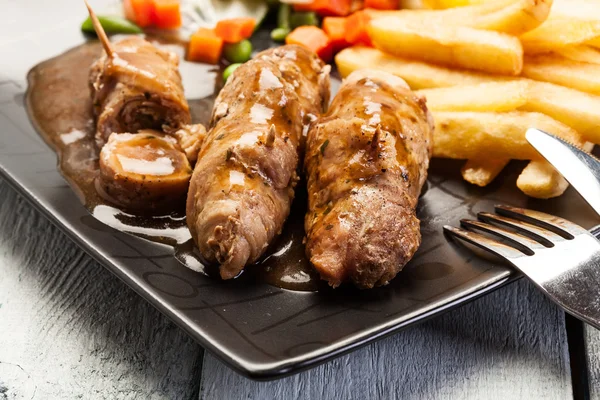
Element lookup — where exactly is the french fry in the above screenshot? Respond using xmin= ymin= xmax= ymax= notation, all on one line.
xmin=368 ymin=17 xmax=524 ymax=75
xmin=518 ymin=142 xmax=594 ymax=198
xmin=554 ymin=45 xmax=600 ymax=64
xmin=432 ymin=111 xmax=584 ymax=160
xmin=416 ymin=80 xmax=600 ymax=144
xmin=520 ymin=19 xmax=600 ymax=54
xmin=516 ymin=160 xmax=569 ymax=199
xmin=550 ymin=0 xmax=600 ymax=21
xmin=417 ymin=81 xmax=528 ymax=112
xmin=522 ymin=54 xmax=600 ymax=95
xmin=370 ymin=0 xmax=552 ymax=35
xmin=586 ymin=37 xmax=600 ymax=49
xmin=550 ymin=0 xmax=600 ymax=49
xmin=335 ymin=46 xmax=513 ymax=88
xmin=465 ymin=0 xmax=551 ymax=35
xmin=422 ymin=0 xmax=487 ymax=8
xmin=461 ymin=158 xmax=510 ymax=186
xmin=522 ymin=81 xmax=600 ymax=144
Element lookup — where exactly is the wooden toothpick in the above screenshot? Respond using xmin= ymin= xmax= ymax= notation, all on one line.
xmin=84 ymin=0 xmax=114 ymax=58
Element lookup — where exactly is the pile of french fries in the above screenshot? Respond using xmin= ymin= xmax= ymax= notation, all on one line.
xmin=336 ymin=0 xmax=600 ymax=199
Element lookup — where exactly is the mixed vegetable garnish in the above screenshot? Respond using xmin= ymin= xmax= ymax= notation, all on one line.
xmin=189 ymin=17 xmax=256 ymax=64
xmin=81 ymin=0 xmax=401 ymax=80
xmin=267 ymin=0 xmax=399 ymax=63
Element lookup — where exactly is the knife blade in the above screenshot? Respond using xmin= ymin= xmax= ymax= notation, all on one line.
xmin=526 ymin=128 xmax=600 ymax=216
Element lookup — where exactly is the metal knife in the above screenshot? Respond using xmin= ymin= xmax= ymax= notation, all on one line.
xmin=526 ymin=128 xmax=600 ymax=215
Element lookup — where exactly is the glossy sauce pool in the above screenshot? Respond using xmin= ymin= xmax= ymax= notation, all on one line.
xmin=26 ymin=38 xmax=322 ymax=292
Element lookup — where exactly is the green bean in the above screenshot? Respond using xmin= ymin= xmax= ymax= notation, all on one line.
xmin=223 ymin=63 xmax=242 ymax=82
xmin=290 ymin=12 xmax=319 ymax=29
xmin=277 ymin=3 xmax=291 ymax=29
xmin=270 ymin=27 xmax=290 ymax=42
xmin=223 ymin=40 xmax=253 ymax=64
xmin=81 ymin=15 xmax=142 ymax=35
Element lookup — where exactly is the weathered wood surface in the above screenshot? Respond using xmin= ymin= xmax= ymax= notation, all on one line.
xmin=0 ymin=181 xmax=203 ymax=399
xmin=200 ymin=278 xmax=573 ymax=400
xmin=585 ymin=326 xmax=600 ymax=399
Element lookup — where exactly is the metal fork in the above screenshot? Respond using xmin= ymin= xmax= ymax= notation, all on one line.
xmin=444 ymin=205 xmax=600 ymax=330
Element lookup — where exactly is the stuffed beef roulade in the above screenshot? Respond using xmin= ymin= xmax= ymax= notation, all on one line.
xmin=89 ymin=36 xmax=191 ymax=148
xmin=304 ymin=69 xmax=434 ymax=289
xmin=187 ymin=45 xmax=330 ymax=279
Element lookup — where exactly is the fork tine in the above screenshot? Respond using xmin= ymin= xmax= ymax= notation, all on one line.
xmin=460 ymin=219 xmax=542 ymax=255
xmin=443 ymin=225 xmax=526 ymax=260
xmin=495 ymin=205 xmax=585 ymax=238
xmin=478 ymin=212 xmax=562 ymax=246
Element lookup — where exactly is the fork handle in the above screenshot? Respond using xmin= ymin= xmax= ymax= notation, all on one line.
xmin=538 ymin=259 xmax=600 ymax=330
xmin=516 ymin=239 xmax=600 ymax=331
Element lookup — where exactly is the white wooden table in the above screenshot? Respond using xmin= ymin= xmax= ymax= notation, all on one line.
xmin=1 ymin=0 xmax=599 ymax=398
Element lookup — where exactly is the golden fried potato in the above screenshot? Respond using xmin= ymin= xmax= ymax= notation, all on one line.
xmin=422 ymin=0 xmax=496 ymax=9
xmin=417 ymin=81 xmax=528 ymax=112
xmin=522 ymin=54 xmax=600 ymax=94
xmin=516 ymin=160 xmax=569 ymax=198
xmin=419 ymin=79 xmax=600 ymax=144
xmin=522 ymin=81 xmax=600 ymax=144
xmin=465 ymin=0 xmax=551 ymax=35
xmin=554 ymin=45 xmax=600 ymax=64
xmin=550 ymin=0 xmax=600 ymax=49
xmin=517 ymin=142 xmax=595 ymax=198
xmin=432 ymin=111 xmax=584 ymax=160
xmin=372 ymin=0 xmax=551 ymax=35
xmin=550 ymin=0 xmax=600 ymax=20
xmin=368 ymin=17 xmax=524 ymax=75
xmin=461 ymin=158 xmax=510 ymax=186
xmin=587 ymin=38 xmax=600 ymax=49
xmin=335 ymin=46 xmax=512 ymax=88
xmin=520 ymin=19 xmax=600 ymax=54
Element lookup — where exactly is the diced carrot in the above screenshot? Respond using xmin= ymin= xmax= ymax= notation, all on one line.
xmin=123 ymin=0 xmax=154 ymax=27
xmin=345 ymin=11 xmax=372 ymax=46
xmin=294 ymin=0 xmax=352 ymax=17
xmin=215 ymin=18 xmax=257 ymax=43
xmin=286 ymin=26 xmax=333 ymax=62
xmin=323 ymin=17 xmax=350 ymax=52
xmin=364 ymin=0 xmax=399 ymax=9
xmin=188 ymin=28 xmax=224 ymax=64
xmin=151 ymin=0 xmax=182 ymax=29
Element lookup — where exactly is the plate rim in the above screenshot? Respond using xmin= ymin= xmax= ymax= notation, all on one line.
xmin=0 ymin=155 xmax=519 ymax=379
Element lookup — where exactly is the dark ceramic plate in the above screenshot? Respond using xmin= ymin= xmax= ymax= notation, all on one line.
xmin=2 ymin=5 xmax=600 ymax=380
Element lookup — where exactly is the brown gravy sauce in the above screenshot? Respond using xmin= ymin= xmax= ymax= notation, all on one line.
xmin=26 ymin=38 xmax=321 ymax=291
